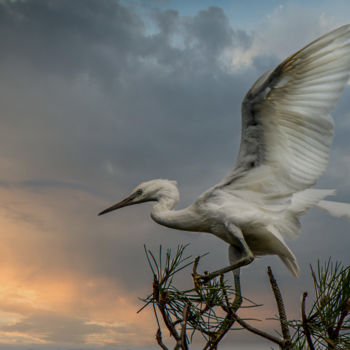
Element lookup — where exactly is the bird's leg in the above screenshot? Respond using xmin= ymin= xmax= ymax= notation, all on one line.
xmin=229 ymin=245 xmax=242 ymax=300
xmin=198 ymin=238 xmax=254 ymax=283
xmin=234 ymin=274 xmax=242 ymax=299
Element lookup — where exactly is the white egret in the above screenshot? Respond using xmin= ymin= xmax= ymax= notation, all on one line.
xmin=99 ymin=25 xmax=350 ymax=279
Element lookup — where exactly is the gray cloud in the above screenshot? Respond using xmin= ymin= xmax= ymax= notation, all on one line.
xmin=1 ymin=312 xmax=104 ymax=343
xmin=0 ymin=0 xmax=255 ymax=196
xmin=0 ymin=0 xmax=349 ymax=288
xmin=0 ymin=0 xmax=143 ymax=78
xmin=0 ymin=310 xmax=148 ymax=346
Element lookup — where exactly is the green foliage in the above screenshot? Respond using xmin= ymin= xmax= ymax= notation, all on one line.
xmin=289 ymin=260 xmax=350 ymax=349
xmin=139 ymin=245 xmax=259 ymax=348
xmin=139 ymin=245 xmax=350 ymax=350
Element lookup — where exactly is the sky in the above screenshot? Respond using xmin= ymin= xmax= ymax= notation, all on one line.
xmin=0 ymin=0 xmax=349 ymax=349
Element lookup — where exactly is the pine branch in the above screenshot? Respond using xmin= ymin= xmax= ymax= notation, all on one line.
xmin=267 ymin=266 xmax=292 ymax=348
xmin=301 ymin=292 xmax=315 ymax=350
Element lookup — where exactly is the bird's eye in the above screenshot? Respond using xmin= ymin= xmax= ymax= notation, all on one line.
xmin=136 ymin=189 xmax=143 ymax=196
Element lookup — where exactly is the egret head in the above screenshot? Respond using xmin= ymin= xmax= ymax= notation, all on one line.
xmin=98 ymin=179 xmax=179 ymax=216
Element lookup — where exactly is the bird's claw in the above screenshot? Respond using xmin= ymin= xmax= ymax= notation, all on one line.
xmin=192 ymin=271 xmax=213 ymax=288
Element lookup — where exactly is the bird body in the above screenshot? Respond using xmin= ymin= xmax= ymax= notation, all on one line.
xmin=99 ymin=25 xmax=350 ymax=278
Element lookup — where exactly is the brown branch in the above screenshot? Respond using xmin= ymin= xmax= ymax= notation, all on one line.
xmin=159 ymin=298 xmax=181 ymax=343
xmin=153 ymin=274 xmax=160 ymax=300
xmin=192 ymin=256 xmax=200 ymax=275
xmin=325 ymin=337 xmax=336 ymax=349
xmin=179 ymin=303 xmax=190 ymax=350
xmin=192 ymin=256 xmax=203 ymax=291
xmin=301 ymin=292 xmax=315 ymax=350
xmin=267 ymin=266 xmax=291 ymax=347
xmin=202 ymin=304 xmax=236 ymax=350
xmin=204 ymin=273 xmax=244 ymax=350
xmin=153 ymin=276 xmax=181 ymax=344
xmin=206 ymin=314 xmax=235 ymax=350
xmin=330 ymin=297 xmax=350 ymax=341
xmin=233 ymin=313 xmax=285 ymax=346
xmin=156 ymin=328 xmax=169 ymax=350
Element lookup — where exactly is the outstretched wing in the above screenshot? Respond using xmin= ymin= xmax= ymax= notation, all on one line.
xmin=220 ymin=25 xmax=350 ymax=195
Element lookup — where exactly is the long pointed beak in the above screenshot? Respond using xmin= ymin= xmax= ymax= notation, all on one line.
xmin=98 ymin=193 xmax=137 ymax=216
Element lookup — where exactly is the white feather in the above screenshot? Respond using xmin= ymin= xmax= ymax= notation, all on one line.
xmin=101 ymin=26 xmax=350 ymax=279
xmin=316 ymin=200 xmax=350 ymax=219
xmin=221 ymin=24 xmax=350 ymax=195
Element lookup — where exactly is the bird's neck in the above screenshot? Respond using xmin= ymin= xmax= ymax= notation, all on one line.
xmin=151 ymin=196 xmax=202 ymax=232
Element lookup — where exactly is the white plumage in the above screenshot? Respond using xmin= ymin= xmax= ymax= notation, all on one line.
xmin=99 ymin=25 xmax=350 ymax=279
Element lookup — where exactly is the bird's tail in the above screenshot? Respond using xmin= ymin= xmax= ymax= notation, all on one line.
xmin=316 ymin=200 xmax=350 ymax=220
xmin=291 ymin=189 xmax=350 ymax=219
xmin=266 ymin=224 xmax=300 ymax=277
xmin=279 ymin=254 xmax=300 ymax=278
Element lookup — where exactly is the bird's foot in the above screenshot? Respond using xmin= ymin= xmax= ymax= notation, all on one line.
xmin=192 ymin=271 xmax=214 ymax=288
xmin=191 ymin=256 xmax=220 ymax=288
xmin=192 ymin=273 xmax=202 ymax=289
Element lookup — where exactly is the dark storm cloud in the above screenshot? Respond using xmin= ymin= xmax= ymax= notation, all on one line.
xmin=0 ymin=1 xmax=249 ymax=81
xmin=0 ymin=0 xmax=258 ymax=293
xmin=0 ymin=0 xmax=143 ymax=79
xmin=182 ymin=6 xmax=251 ymax=55
xmin=0 ymin=0 xmax=256 ymax=197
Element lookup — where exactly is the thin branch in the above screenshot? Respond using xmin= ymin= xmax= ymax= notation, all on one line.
xmin=193 ymin=256 xmax=200 ymax=275
xmin=204 ymin=273 xmax=243 ymax=350
xmin=233 ymin=313 xmax=285 ymax=346
xmin=330 ymin=298 xmax=350 ymax=340
xmin=267 ymin=266 xmax=291 ymax=346
xmin=159 ymin=304 xmax=181 ymax=342
xmin=207 ymin=315 xmax=235 ymax=350
xmin=301 ymin=292 xmax=315 ymax=350
xmin=153 ymin=276 xmax=181 ymax=343
xmin=156 ymin=328 xmax=169 ymax=350
xmin=191 ymin=256 xmax=203 ymax=291
xmin=180 ymin=303 xmax=191 ymax=350
xmin=145 ymin=247 xmax=350 ymax=350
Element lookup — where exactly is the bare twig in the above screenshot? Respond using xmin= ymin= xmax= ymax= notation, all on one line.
xmin=156 ymin=328 xmax=169 ymax=350
xmin=192 ymin=256 xmax=200 ymax=275
xmin=330 ymin=297 xmax=350 ymax=341
xmin=206 ymin=315 xmax=235 ymax=350
xmin=153 ymin=274 xmax=160 ymax=300
xmin=180 ymin=303 xmax=191 ymax=350
xmin=301 ymin=292 xmax=315 ymax=350
xmin=204 ymin=273 xmax=244 ymax=350
xmin=267 ymin=266 xmax=291 ymax=347
xmin=153 ymin=276 xmax=181 ymax=344
xmin=233 ymin=313 xmax=285 ymax=346
xmin=192 ymin=256 xmax=202 ymax=290
xmin=159 ymin=297 xmax=181 ymax=343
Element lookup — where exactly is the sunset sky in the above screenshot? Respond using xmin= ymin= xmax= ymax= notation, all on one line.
xmin=0 ymin=0 xmax=350 ymax=349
